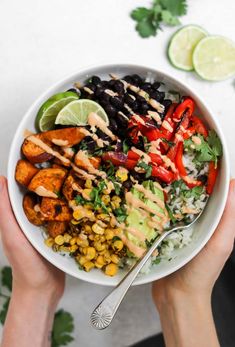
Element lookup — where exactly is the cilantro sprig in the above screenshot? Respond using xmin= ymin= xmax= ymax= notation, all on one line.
xmin=184 ymin=130 xmax=223 ymax=167
xmin=0 ymin=266 xmax=75 ymax=346
xmin=137 ymin=160 xmax=153 ymax=178
xmin=131 ymin=0 xmax=187 ymax=38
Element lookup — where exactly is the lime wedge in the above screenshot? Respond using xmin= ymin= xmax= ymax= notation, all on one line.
xmin=55 ymin=99 xmax=109 ymax=126
xmin=193 ymin=35 xmax=235 ymax=81
xmin=168 ymin=25 xmax=207 ymax=71
xmin=36 ymin=91 xmax=79 ymax=131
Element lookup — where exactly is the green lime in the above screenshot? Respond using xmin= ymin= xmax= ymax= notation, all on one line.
xmin=36 ymin=91 xmax=79 ymax=131
xmin=193 ymin=35 xmax=235 ymax=81
xmin=168 ymin=25 xmax=207 ymax=71
xmin=55 ymin=99 xmax=109 ymax=126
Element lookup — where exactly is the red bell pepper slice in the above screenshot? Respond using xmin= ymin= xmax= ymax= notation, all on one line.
xmin=149 ymin=152 xmax=163 ymax=165
xmin=151 ymin=165 xmax=175 ymax=184
xmin=127 ymin=150 xmax=140 ymax=161
xmin=183 ymin=115 xmax=208 ymax=139
xmin=206 ymin=161 xmax=218 ymax=194
xmin=172 ymin=97 xmax=195 ymax=122
xmin=102 ymin=151 xmax=138 ymax=170
xmin=159 ymin=103 xmax=177 ymax=140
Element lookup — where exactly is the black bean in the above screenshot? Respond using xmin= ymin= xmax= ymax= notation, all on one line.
xmin=140 ymin=102 xmax=149 ymax=113
xmin=100 ymin=91 xmax=110 ymax=102
xmin=130 ymin=100 xmax=139 ymax=112
xmin=116 ymin=113 xmax=128 ymax=127
xmin=162 ymin=99 xmax=172 ymax=113
xmin=113 ymin=80 xmax=125 ymax=93
xmin=66 ymin=88 xmax=78 ymax=93
xmin=109 ymin=118 xmax=118 ymax=132
xmin=104 ymin=104 xmax=117 ymax=118
xmin=110 ymin=96 xmax=124 ymax=109
xmin=123 ymin=180 xmax=132 ymax=190
xmin=131 ymin=74 xmax=143 ymax=86
xmin=85 ymin=83 xmax=96 ymax=92
xmin=91 ymin=76 xmax=101 ymax=85
xmin=100 ymin=80 xmax=109 ymax=88
xmin=141 ymin=82 xmax=152 ymax=92
xmin=150 ymin=90 xmax=165 ymax=102
xmin=94 ymin=86 xmax=105 ymax=98
xmin=136 ymin=95 xmax=146 ymax=103
xmin=123 ymin=75 xmax=133 ymax=84
xmin=197 ymin=175 xmax=208 ymax=184
xmin=152 ymin=81 xmax=161 ymax=90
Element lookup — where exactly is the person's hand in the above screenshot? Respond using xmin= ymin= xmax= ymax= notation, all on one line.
xmin=152 ymin=179 xmax=235 ymax=306
xmin=151 ymin=179 xmax=235 ymax=347
xmin=0 ymin=176 xmax=65 ymax=303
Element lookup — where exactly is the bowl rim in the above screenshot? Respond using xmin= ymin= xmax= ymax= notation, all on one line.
xmin=7 ymin=62 xmax=230 ymax=286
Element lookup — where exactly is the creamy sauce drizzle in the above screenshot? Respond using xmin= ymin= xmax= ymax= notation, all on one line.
xmin=52 ymin=139 xmax=69 ymax=146
xmin=192 ymin=135 xmax=201 ymax=145
xmin=134 ymin=184 xmax=165 ymax=209
xmin=147 ymin=111 xmax=162 ymax=125
xmin=75 ymin=150 xmax=106 ymax=178
xmin=87 ymin=112 xmax=116 ymax=141
xmin=71 ymin=163 xmax=96 ymax=180
xmin=131 ymin=147 xmax=151 ymax=164
xmin=23 ymin=129 xmax=34 ymax=138
xmin=35 ymin=186 xmax=58 ymax=198
xmin=162 ymin=120 xmax=173 ymax=132
xmin=149 ymin=143 xmax=177 ymax=172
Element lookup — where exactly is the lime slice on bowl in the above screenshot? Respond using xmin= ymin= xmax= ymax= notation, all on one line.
xmin=193 ymin=35 xmax=235 ymax=81
xmin=55 ymin=99 xmax=109 ymax=126
xmin=168 ymin=25 xmax=207 ymax=71
xmin=36 ymin=91 xmax=79 ymax=131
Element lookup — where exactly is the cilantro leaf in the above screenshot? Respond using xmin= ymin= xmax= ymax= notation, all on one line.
xmin=165 ymin=204 xmax=177 ymax=223
xmin=137 ymin=161 xmax=152 ymax=178
xmin=152 ymin=257 xmax=161 ymax=265
xmin=207 ymin=130 xmax=223 ymax=158
xmin=136 ymin=17 xmax=159 ymax=38
xmin=1 ymin=267 xmax=12 ymax=292
xmin=52 ymin=309 xmax=74 ymax=347
xmin=161 ymin=10 xmax=180 ymax=25
xmin=114 ymin=206 xmax=127 ymax=223
xmin=131 ymin=7 xmax=152 ymax=21
xmin=160 ymin=0 xmax=187 ymax=16
xmin=0 ymin=298 xmax=10 ymax=325
xmin=122 ymin=139 xmax=130 ymax=154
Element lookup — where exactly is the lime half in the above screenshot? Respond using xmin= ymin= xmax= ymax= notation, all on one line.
xmin=193 ymin=35 xmax=235 ymax=81
xmin=168 ymin=25 xmax=207 ymax=71
xmin=55 ymin=99 xmax=109 ymax=126
xmin=36 ymin=91 xmax=79 ymax=131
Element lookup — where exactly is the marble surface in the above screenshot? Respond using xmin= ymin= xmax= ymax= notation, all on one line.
xmin=0 ymin=0 xmax=235 ymax=346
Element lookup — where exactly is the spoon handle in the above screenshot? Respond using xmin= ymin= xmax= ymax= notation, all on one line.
xmin=90 ymin=229 xmax=172 ymax=330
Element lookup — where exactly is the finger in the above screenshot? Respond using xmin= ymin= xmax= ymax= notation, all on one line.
xmin=0 ymin=176 xmax=27 ymax=244
xmin=209 ymin=179 xmax=235 ymax=251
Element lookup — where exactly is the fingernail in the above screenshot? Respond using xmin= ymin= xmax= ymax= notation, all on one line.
xmin=0 ymin=176 xmax=4 ymax=192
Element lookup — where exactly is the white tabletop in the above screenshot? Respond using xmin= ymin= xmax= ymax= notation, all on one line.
xmin=0 ymin=0 xmax=235 ymax=346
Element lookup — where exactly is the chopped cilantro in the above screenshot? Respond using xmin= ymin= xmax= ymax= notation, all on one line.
xmin=166 ymin=204 xmax=176 ymax=223
xmin=162 ymin=138 xmax=175 ymax=147
xmin=114 ymin=206 xmax=128 ymax=223
xmin=51 ymin=309 xmax=74 ymax=347
xmin=123 ymin=139 xmax=130 ymax=154
xmin=152 ymin=257 xmax=161 ymax=265
xmin=137 ymin=161 xmax=153 ymax=178
xmin=74 ymin=195 xmax=87 ymax=205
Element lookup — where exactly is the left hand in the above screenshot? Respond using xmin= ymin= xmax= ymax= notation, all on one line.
xmin=0 ymin=176 xmax=65 ymax=303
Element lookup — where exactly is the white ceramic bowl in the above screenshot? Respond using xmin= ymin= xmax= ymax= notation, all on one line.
xmin=8 ymin=63 xmax=230 ymax=286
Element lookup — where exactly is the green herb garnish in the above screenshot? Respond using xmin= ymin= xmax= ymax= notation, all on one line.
xmin=114 ymin=206 xmax=128 ymax=223
xmin=123 ymin=139 xmax=130 ymax=154
xmin=131 ymin=0 xmax=187 ymax=38
xmin=137 ymin=161 xmax=153 ymax=178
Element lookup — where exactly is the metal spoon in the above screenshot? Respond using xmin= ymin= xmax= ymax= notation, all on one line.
xmin=90 ymin=200 xmax=208 ymax=330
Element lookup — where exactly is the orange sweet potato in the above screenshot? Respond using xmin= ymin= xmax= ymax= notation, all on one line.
xmin=46 ymin=221 xmax=68 ymax=238
xmin=28 ymin=168 xmax=67 ymax=197
xmin=40 ymin=198 xmax=72 ymax=221
xmin=23 ymin=193 xmax=44 ymax=226
xmin=62 ymin=173 xmax=83 ymax=201
xmin=15 ymin=159 xmax=39 ymax=187
xmin=74 ymin=155 xmax=101 ymax=170
xmin=22 ymin=136 xmax=53 ymax=164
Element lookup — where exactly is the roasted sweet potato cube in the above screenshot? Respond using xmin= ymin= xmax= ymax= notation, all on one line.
xmin=62 ymin=174 xmax=83 ymax=201
xmin=74 ymin=155 xmax=101 ymax=170
xmin=23 ymin=193 xmax=44 ymax=226
xmin=15 ymin=159 xmax=39 ymax=187
xmin=42 ymin=127 xmax=86 ymax=147
xmin=47 ymin=221 xmax=68 ymax=238
xmin=28 ymin=168 xmax=67 ymax=198
xmin=21 ymin=136 xmax=53 ymax=164
xmin=40 ymin=198 xmax=72 ymax=221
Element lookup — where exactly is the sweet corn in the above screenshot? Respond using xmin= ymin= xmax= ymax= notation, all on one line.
xmin=103 ymin=250 xmax=111 ymax=263
xmin=73 ymin=210 xmax=84 ymax=220
xmin=70 ymin=244 xmax=78 ymax=253
xmin=84 ymin=261 xmax=95 ymax=272
xmin=103 ymin=180 xmax=114 ymax=194
xmin=105 ymin=263 xmax=118 ymax=276
xmin=94 ymin=261 xmax=103 ymax=269
xmin=96 ymin=255 xmax=105 ymax=265
xmin=60 ymin=246 xmax=70 ymax=252
xmin=101 ymin=195 xmax=110 ymax=205
xmin=97 ymin=220 xmax=107 ymax=229
xmin=54 ymin=235 xmax=65 ymax=246
xmin=111 ymin=196 xmax=121 ymax=209
xmin=88 ymin=234 xmax=95 ymax=241
xmin=84 ymin=203 xmax=92 ymax=210
xmin=111 ymin=254 xmax=119 ymax=264
xmin=94 ymin=241 xmax=106 ymax=251
xmin=44 ymin=237 xmax=54 ymax=247
xmin=113 ymin=240 xmax=123 ymax=252
xmin=116 ymin=167 xmax=128 ymax=182
xmin=71 ymin=219 xmax=80 ymax=225
xmin=82 ymin=189 xmax=92 ymax=200
xmin=92 ymin=223 xmax=104 ymax=235
xmin=85 ymin=178 xmax=92 ymax=189
xmin=97 ymin=213 xmax=110 ymax=222
xmin=84 ymin=225 xmax=92 ymax=233
xmin=76 ymin=238 xmax=89 ymax=247
xmin=105 ymin=229 xmax=114 ymax=240
xmin=86 ymin=247 xmax=96 ymax=260
xmin=77 ymin=256 xmax=87 ymax=266
xmin=70 ymin=237 xmax=77 ymax=246
xmin=63 ymin=233 xmax=72 ymax=243
xmin=100 ymin=235 xmax=106 ymax=243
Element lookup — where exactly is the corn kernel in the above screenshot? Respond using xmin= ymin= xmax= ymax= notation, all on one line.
xmin=101 ymin=195 xmax=110 ymax=205
xmin=84 ymin=261 xmax=95 ymax=272
xmin=71 ymin=219 xmax=80 ymax=225
xmin=54 ymin=235 xmax=64 ymax=246
xmin=70 ymin=237 xmax=77 ymax=245
xmin=105 ymin=229 xmax=114 ymax=240
xmin=73 ymin=209 xmax=84 ymax=220
xmin=92 ymin=223 xmax=104 ymax=235
xmin=85 ymin=179 xmax=92 ymax=189
xmin=63 ymin=233 xmax=72 ymax=243
xmin=100 ymin=235 xmax=106 ymax=243
xmin=113 ymin=240 xmax=123 ymax=252
xmin=116 ymin=167 xmax=128 ymax=182
xmin=97 ymin=213 xmax=110 ymax=222
xmin=84 ymin=225 xmax=92 ymax=233
xmin=97 ymin=220 xmax=107 ymax=229
xmin=105 ymin=263 xmax=118 ymax=276
xmin=45 ymin=237 xmax=54 ymax=247
xmin=86 ymin=247 xmax=96 ymax=260
xmin=94 ymin=261 xmax=103 ymax=269
xmin=82 ymin=189 xmax=92 ymax=200
xmin=111 ymin=254 xmax=119 ymax=264
xmin=94 ymin=241 xmax=105 ymax=251
xmin=88 ymin=234 xmax=95 ymax=241
xmin=96 ymin=255 xmax=105 ymax=265
xmin=84 ymin=203 xmax=92 ymax=210
xmin=77 ymin=238 xmax=89 ymax=247
xmin=70 ymin=244 xmax=78 ymax=253
xmin=111 ymin=196 xmax=121 ymax=209
xmin=103 ymin=180 xmax=114 ymax=194
xmin=77 ymin=256 xmax=87 ymax=266
xmin=59 ymin=246 xmax=70 ymax=252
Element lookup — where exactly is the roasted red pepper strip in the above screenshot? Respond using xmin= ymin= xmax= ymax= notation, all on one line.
xmin=151 ymin=165 xmax=175 ymax=184
xmin=183 ymin=115 xmax=208 ymax=139
xmin=149 ymin=152 xmax=163 ymax=165
xmin=159 ymin=103 xmax=177 ymax=140
xmin=127 ymin=150 xmax=140 ymax=161
xmin=172 ymin=97 xmax=195 ymax=122
xmin=206 ymin=161 xmax=218 ymax=194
